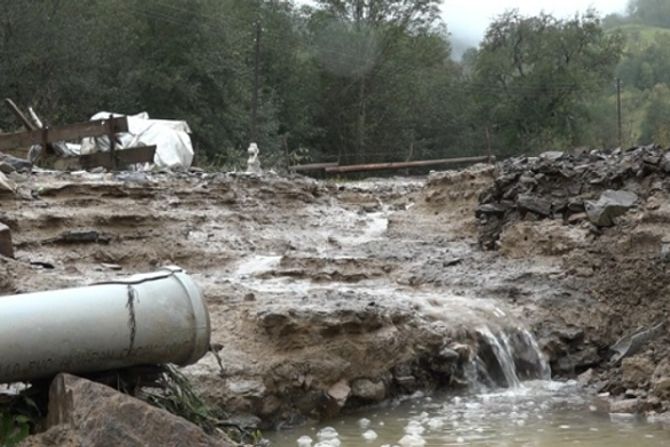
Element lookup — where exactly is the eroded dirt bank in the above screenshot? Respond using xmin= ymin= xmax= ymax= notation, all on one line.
xmin=0 ymin=161 xmax=668 ymax=433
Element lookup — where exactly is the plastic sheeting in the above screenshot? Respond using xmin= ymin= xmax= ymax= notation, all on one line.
xmin=81 ymin=111 xmax=194 ymax=170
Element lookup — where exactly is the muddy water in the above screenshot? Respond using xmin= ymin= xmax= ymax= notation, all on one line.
xmin=266 ymin=381 xmax=670 ymax=446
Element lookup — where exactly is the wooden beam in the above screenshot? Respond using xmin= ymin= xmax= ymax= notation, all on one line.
xmin=79 ymin=145 xmax=156 ymax=170
xmin=324 ymin=156 xmax=494 ymax=174
xmin=0 ymin=117 xmax=129 ymax=151
xmin=3 ymin=99 xmax=36 ymax=131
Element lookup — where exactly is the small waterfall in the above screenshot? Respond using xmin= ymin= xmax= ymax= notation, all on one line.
xmin=473 ymin=326 xmax=550 ymax=388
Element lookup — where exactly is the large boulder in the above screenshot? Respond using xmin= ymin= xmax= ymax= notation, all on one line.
xmin=584 ymin=190 xmax=638 ymax=227
xmin=21 ymin=374 xmax=232 ymax=447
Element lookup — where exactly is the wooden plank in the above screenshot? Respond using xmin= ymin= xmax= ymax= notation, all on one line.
xmin=0 ymin=117 xmax=129 ymax=151
xmin=324 ymin=156 xmax=494 ymax=174
xmin=292 ymin=162 xmax=339 ymax=172
xmin=3 ymin=99 xmax=36 ymax=130
xmin=79 ymin=145 xmax=156 ymax=170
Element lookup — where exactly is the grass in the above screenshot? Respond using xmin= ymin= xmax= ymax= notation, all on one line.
xmin=139 ymin=365 xmax=262 ymax=445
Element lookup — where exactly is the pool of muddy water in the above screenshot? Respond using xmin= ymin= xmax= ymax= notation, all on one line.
xmin=266 ymin=381 xmax=670 ymax=447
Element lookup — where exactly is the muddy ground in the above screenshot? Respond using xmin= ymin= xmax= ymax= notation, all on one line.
xmin=0 ymin=164 xmax=668 ymax=431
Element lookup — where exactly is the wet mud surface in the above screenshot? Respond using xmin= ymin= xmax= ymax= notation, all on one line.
xmin=0 ymin=165 xmax=668 ymax=429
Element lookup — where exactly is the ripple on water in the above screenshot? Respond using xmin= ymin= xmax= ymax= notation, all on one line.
xmin=269 ymin=380 xmax=670 ymax=447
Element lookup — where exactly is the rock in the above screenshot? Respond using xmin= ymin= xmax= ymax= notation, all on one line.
xmin=647 ymin=411 xmax=670 ymax=427
xmin=327 ymin=379 xmax=350 ymax=407
xmin=554 ymin=346 xmax=600 ymax=375
xmin=18 ymin=425 xmax=81 ymax=447
xmin=622 ymin=355 xmax=655 ymax=386
xmin=0 ymin=223 xmax=14 ymax=258
xmin=609 ymin=398 xmax=641 ymax=414
xmin=567 ymin=212 xmax=587 ymax=224
xmin=540 ymin=151 xmax=565 ymax=161
xmin=449 ymin=342 xmax=473 ymax=361
xmin=227 ymin=378 xmax=266 ymax=398
xmin=577 ymin=368 xmax=594 ymax=386
xmin=652 ymin=360 xmax=670 ymax=398
xmin=516 ymin=194 xmax=552 ymax=217
xmin=0 ymin=171 xmax=16 ymax=193
xmin=0 ymin=161 xmax=14 ymax=174
xmin=53 ymin=229 xmax=112 ymax=244
xmin=438 ymin=347 xmax=460 ymax=362
xmin=0 ymin=153 xmax=32 ymax=173
xmin=584 ymin=190 xmax=638 ymax=227
xmin=350 ymin=378 xmax=386 ymax=402
xmin=475 ymin=203 xmax=508 ymax=216
xmin=44 ymin=373 xmax=231 ymax=447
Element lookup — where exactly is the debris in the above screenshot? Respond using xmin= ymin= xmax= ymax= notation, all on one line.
xmin=81 ymin=111 xmax=194 ymax=170
xmin=584 ymin=190 xmax=638 ymax=227
xmin=0 ymin=114 xmax=128 ymax=155
xmin=30 ymin=261 xmax=56 ymax=270
xmin=610 ymin=322 xmax=665 ymax=364
xmin=0 ymin=223 xmax=14 ymax=258
xmin=246 ymin=142 xmax=261 ymax=174
xmin=0 ymin=153 xmax=31 ymax=173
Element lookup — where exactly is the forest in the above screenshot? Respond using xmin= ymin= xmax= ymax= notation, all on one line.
xmin=0 ymin=0 xmax=667 ymax=168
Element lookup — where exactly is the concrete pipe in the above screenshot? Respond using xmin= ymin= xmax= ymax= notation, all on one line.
xmin=0 ymin=266 xmax=210 ymax=384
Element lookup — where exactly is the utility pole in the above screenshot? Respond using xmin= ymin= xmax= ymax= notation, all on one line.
xmin=250 ymin=19 xmax=261 ymax=144
xmin=616 ymin=78 xmax=623 ymax=148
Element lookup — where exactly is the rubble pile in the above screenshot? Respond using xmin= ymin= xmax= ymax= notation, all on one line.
xmin=476 ymin=146 xmax=670 ymax=249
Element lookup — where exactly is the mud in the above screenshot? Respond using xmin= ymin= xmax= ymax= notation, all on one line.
xmin=475 ymin=148 xmax=670 ymax=415
xmin=0 ymin=163 xmax=668 ymax=429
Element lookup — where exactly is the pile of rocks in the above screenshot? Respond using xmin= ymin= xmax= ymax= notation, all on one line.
xmin=476 ymin=145 xmax=670 ymax=249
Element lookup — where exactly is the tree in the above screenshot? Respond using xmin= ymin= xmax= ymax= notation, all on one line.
xmin=641 ymin=83 xmax=670 ymax=146
xmin=627 ymin=0 xmax=670 ymax=29
xmin=306 ymin=0 xmax=446 ymax=163
xmin=469 ymin=11 xmax=624 ymax=154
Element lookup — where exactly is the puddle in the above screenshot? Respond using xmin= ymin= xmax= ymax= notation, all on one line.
xmin=266 ymin=381 xmax=670 ymax=446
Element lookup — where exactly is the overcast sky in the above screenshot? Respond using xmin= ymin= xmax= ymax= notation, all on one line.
xmin=297 ymin=0 xmax=631 ymax=56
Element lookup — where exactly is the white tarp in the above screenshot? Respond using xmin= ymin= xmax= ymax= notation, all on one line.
xmin=80 ymin=111 xmax=194 ymax=170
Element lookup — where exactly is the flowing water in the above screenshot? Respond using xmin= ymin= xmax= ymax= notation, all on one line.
xmin=266 ymin=326 xmax=670 ymax=447
xmin=234 ymin=203 xmax=670 ymax=446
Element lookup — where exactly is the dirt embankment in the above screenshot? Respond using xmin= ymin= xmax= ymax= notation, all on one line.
xmin=0 ymin=168 xmax=564 ymax=430
xmin=2 ymin=154 xmax=669 ymax=432
xmin=475 ymin=146 xmax=670 ymax=414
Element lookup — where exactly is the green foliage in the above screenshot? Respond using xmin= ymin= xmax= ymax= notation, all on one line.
xmin=640 ymin=84 xmax=670 ymax=145
xmin=627 ymin=0 xmax=670 ymax=29
xmin=0 ymin=413 xmax=30 ymax=447
xmin=3 ymin=0 xmax=669 ymax=167
xmin=140 ymin=365 xmax=258 ymax=444
xmin=469 ymin=11 xmax=624 ymax=155
xmin=0 ymin=392 xmax=41 ymax=447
